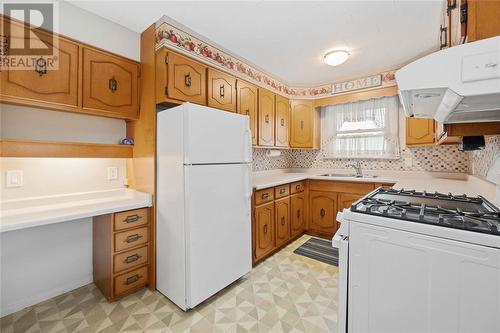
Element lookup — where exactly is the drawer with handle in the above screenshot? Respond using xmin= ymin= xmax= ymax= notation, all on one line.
xmin=114 ymin=227 xmax=149 ymax=252
xmin=113 ymin=245 xmax=148 ymax=274
xmin=274 ymin=184 xmax=290 ymax=199
xmin=114 ymin=208 xmax=148 ymax=231
xmin=290 ymin=181 xmax=305 ymax=194
xmin=114 ymin=265 xmax=148 ymax=296
xmin=255 ymin=188 xmax=274 ymax=205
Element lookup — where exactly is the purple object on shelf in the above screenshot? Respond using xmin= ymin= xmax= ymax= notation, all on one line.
xmin=119 ymin=138 xmax=134 ymax=145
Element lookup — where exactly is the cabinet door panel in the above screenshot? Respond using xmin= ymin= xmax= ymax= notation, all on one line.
xmin=275 ymin=197 xmax=290 ymax=248
xmin=237 ymin=80 xmax=258 ymax=145
xmin=290 ymin=193 xmax=305 ymax=238
xmin=275 ymin=95 xmax=289 ymax=147
xmin=290 ymin=100 xmax=313 ymax=148
xmin=258 ymin=89 xmax=275 ymax=146
xmin=309 ymin=191 xmax=338 ymax=236
xmin=254 ymin=202 xmax=275 ymax=260
xmin=0 ymin=18 xmax=79 ymax=108
xmin=207 ymin=68 xmax=236 ymax=112
xmin=338 ymin=193 xmax=363 ymax=212
xmin=167 ymin=52 xmax=206 ymax=105
xmin=406 ymin=118 xmax=436 ymax=146
xmin=82 ymin=48 xmax=139 ymax=119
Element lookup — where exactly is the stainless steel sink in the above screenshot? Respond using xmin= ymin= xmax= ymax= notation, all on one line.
xmin=321 ymin=173 xmax=357 ymax=177
xmin=320 ymin=173 xmax=378 ymax=178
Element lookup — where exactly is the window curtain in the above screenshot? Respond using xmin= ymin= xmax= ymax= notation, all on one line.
xmin=321 ymin=96 xmax=400 ymax=158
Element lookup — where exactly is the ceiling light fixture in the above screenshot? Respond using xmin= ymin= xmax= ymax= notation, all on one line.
xmin=323 ymin=50 xmax=350 ymax=66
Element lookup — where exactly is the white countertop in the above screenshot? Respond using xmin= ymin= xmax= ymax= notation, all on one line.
xmin=0 ymin=188 xmax=152 ymax=233
xmin=252 ymin=169 xmax=499 ymax=206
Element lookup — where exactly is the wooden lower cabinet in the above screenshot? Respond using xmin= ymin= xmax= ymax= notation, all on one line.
xmin=254 ymin=201 xmax=275 ymax=261
xmin=290 ymin=193 xmax=305 ymax=238
xmin=275 ymin=197 xmax=291 ymax=248
xmin=338 ymin=193 xmax=364 ymax=212
xmin=93 ymin=207 xmax=151 ymax=301
xmin=309 ymin=191 xmax=338 ymax=237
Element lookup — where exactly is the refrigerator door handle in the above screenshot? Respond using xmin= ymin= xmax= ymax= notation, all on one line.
xmin=245 ymin=163 xmax=253 ymax=200
xmin=244 ymin=127 xmax=252 ymax=163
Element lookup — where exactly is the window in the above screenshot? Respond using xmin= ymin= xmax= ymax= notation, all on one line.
xmin=321 ymin=96 xmax=400 ymax=159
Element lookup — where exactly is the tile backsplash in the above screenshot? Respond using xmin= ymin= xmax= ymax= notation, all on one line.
xmin=253 ymin=145 xmax=470 ymax=173
xmin=469 ymin=135 xmax=500 ymax=177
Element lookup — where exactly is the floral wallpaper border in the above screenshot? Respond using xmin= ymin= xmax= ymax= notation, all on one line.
xmin=155 ymin=18 xmax=397 ymax=99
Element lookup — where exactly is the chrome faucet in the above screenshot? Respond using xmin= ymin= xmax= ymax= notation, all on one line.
xmin=349 ymin=161 xmax=363 ymax=177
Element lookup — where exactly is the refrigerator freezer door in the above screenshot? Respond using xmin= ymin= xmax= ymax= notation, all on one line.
xmin=184 ymin=163 xmax=252 ymax=308
xmin=183 ymin=103 xmax=252 ymax=165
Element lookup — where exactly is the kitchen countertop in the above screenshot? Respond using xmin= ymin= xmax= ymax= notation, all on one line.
xmin=0 ymin=188 xmax=152 ymax=233
xmin=252 ymin=169 xmax=499 ymax=206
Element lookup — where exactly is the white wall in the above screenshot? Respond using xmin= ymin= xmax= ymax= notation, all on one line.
xmin=0 ymin=219 xmax=92 ymax=317
xmin=1 ymin=104 xmax=126 ymax=144
xmin=1 ymin=157 xmax=127 ymax=200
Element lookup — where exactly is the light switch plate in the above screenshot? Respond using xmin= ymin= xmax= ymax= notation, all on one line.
xmin=107 ymin=167 xmax=118 ymax=180
xmin=6 ymin=170 xmax=23 ymax=188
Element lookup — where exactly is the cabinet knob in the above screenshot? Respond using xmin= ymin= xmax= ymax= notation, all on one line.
xmin=281 ymin=217 xmax=285 ymax=225
xmin=219 ymin=84 xmax=225 ymax=98
xmin=245 ymin=109 xmax=250 ymax=115
xmin=280 ymin=118 xmax=285 ymax=126
xmin=300 ymin=120 xmax=304 ymax=129
xmin=263 ymin=224 xmax=268 ymax=234
xmin=265 ymin=115 xmax=269 ymax=123
xmin=296 ymin=185 xmax=301 ymax=190
xmin=320 ymin=208 xmax=325 ymax=218
xmin=184 ymin=73 xmax=192 ymax=87
xmin=280 ymin=188 xmax=286 ymax=194
xmin=34 ymin=57 xmax=47 ymax=76
xmin=262 ymin=193 xmax=269 ymax=199
xmin=297 ymin=210 xmax=300 ymax=218
xmin=108 ymin=77 xmax=118 ymax=92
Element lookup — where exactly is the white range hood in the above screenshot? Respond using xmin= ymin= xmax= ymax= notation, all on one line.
xmin=396 ymin=36 xmax=500 ymax=124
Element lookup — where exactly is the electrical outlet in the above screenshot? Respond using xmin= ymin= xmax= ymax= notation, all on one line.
xmin=107 ymin=167 xmax=118 ymax=180
xmin=6 ymin=170 xmax=23 ymax=188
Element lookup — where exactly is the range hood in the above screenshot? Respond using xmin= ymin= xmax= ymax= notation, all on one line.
xmin=396 ymin=36 xmax=500 ymax=124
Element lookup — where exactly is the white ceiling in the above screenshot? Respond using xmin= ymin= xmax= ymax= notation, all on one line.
xmin=68 ymin=0 xmax=444 ymax=86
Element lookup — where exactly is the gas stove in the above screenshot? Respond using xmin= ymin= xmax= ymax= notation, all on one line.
xmin=351 ymin=188 xmax=500 ymax=236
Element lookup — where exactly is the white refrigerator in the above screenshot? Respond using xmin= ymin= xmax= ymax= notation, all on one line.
xmin=156 ymin=103 xmax=253 ymax=310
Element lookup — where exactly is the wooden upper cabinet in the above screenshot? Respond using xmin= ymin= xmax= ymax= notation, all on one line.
xmin=468 ymin=0 xmax=500 ymax=42
xmin=309 ymin=191 xmax=338 ymax=237
xmin=156 ymin=49 xmax=206 ymax=105
xmin=290 ymin=193 xmax=305 ymax=238
xmin=0 ymin=17 xmax=79 ymax=110
xmin=275 ymin=95 xmax=290 ymax=147
xmin=258 ymin=89 xmax=275 ymax=146
xmin=254 ymin=201 xmax=275 ymax=260
xmin=82 ymin=48 xmax=139 ymax=119
xmin=290 ymin=100 xmax=318 ymax=148
xmin=275 ymin=197 xmax=291 ymax=248
xmin=406 ymin=118 xmax=436 ymax=146
xmin=237 ymin=80 xmax=258 ymax=145
xmin=207 ymin=68 xmax=236 ymax=112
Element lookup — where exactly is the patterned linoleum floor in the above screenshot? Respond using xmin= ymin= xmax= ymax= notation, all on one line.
xmin=0 ymin=235 xmax=339 ymax=333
